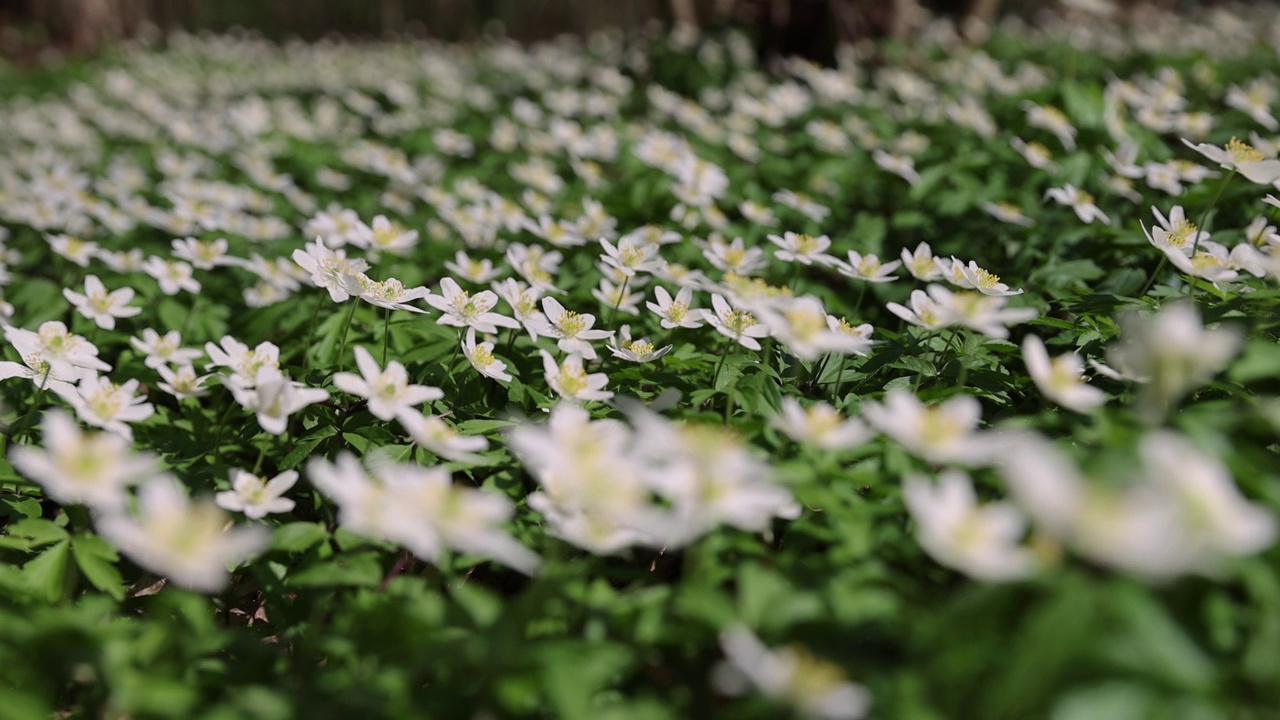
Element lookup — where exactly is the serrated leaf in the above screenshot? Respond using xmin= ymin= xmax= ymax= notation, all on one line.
xmin=71 ymin=534 xmax=125 ymax=601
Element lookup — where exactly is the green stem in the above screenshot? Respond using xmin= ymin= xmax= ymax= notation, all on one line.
xmin=832 ymin=352 xmax=849 ymax=403
xmin=300 ymin=292 xmax=325 ymax=372
xmin=381 ymin=307 xmax=391 ymax=365
xmin=1138 ymin=255 xmax=1168 ymax=297
xmin=1185 ymin=170 xmax=1234 ymax=299
xmin=181 ymin=294 xmax=202 ymax=336
xmin=604 ymin=277 xmax=630 ymax=327
xmin=210 ymin=401 xmax=237 ymax=456
xmin=712 ymin=347 xmax=728 ymax=388
xmin=335 ymin=300 xmax=360 ymax=374
xmin=852 ymin=282 xmax=868 ymax=315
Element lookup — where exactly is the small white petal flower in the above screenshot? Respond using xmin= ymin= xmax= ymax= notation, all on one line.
xmin=216 ymin=469 xmax=298 ymax=519
xmin=332 ymin=346 xmax=443 ymax=420
xmin=1022 ymin=335 xmax=1106 ymax=413
xmin=63 ymin=275 xmax=141 ymax=330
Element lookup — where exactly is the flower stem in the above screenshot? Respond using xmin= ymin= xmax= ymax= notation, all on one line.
xmin=832 ymin=352 xmax=849 ymax=403
xmin=300 ymin=292 xmax=325 ymax=372
xmin=1185 ymin=170 xmax=1234 ymax=300
xmin=605 ymin=277 xmax=630 ymax=327
xmin=381 ymin=307 xmax=391 ymax=365
xmin=335 ymin=300 xmax=360 ymax=374
xmin=1138 ymin=255 xmax=1168 ymax=297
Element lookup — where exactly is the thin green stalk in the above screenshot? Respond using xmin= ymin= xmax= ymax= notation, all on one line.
xmin=210 ymin=401 xmax=237 ymax=456
xmin=1185 ymin=170 xmax=1234 ymax=299
xmin=852 ymin=282 xmax=868 ymax=316
xmin=181 ymin=294 xmax=202 ymax=335
xmin=605 ymin=277 xmax=630 ymax=327
xmin=335 ymin=300 xmax=360 ymax=374
xmin=1138 ymin=255 xmax=1168 ymax=297
xmin=300 ymin=292 xmax=326 ymax=372
xmin=832 ymin=352 xmax=849 ymax=403
xmin=381 ymin=307 xmax=391 ymax=365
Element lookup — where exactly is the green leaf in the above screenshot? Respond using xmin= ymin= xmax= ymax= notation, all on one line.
xmin=287 ymin=551 xmax=383 ymax=588
xmin=71 ymin=534 xmax=125 ymax=601
xmin=1229 ymin=339 xmax=1280 ymax=384
xmin=270 ymin=522 xmax=330 ymax=553
xmin=0 ymin=517 xmax=69 ymax=551
xmin=22 ymin=539 xmax=72 ymax=603
xmin=536 ymin=641 xmax=635 ymax=720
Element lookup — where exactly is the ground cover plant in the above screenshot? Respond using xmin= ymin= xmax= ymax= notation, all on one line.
xmin=3 ymin=3 xmax=1280 ymax=717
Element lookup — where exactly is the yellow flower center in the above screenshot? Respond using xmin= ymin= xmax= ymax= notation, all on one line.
xmin=667 ymin=301 xmax=688 ymax=322
xmin=975 ymin=268 xmax=1001 ymax=289
xmin=557 ymin=311 xmax=587 ymax=336
xmin=1227 ymin=137 xmax=1264 ymax=163
xmin=471 ymin=344 xmax=494 ymax=368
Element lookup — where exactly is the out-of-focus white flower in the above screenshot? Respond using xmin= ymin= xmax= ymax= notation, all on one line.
xmin=1023 ymin=102 xmax=1076 ymax=150
xmin=97 ymin=476 xmax=268 ymax=593
xmin=712 ymin=625 xmax=871 ymax=720
xmin=68 ymin=376 xmax=154 ymax=440
xmin=1045 ymin=184 xmax=1110 ymax=225
xmin=443 ymin=250 xmax=504 ymax=284
xmin=396 ymin=408 xmax=489 ymax=464
xmin=903 ymin=470 xmax=1038 ymax=581
xmin=900 ymin=242 xmax=944 ymax=281
xmin=63 ymin=275 xmax=141 ymax=330
xmin=862 ymin=389 xmax=992 ymax=465
xmin=156 ymin=363 xmax=213 ymax=399
xmin=130 ymin=329 xmax=202 ymax=369
xmin=10 ymin=410 xmax=157 ymax=511
xmin=216 ymin=469 xmax=298 ymax=519
xmin=982 ymin=201 xmax=1035 ymax=227
xmin=872 ymin=150 xmax=921 ymax=185
xmin=703 ymin=235 xmax=767 ymax=276
xmin=1022 ymin=335 xmax=1106 ymax=413
xmin=230 ymin=370 xmax=329 ymax=435
xmin=769 ymin=397 xmax=870 ymax=451
xmin=928 ymin=285 xmax=1036 ymax=339
xmin=838 ymin=252 xmax=901 ymax=283
xmin=886 ymin=289 xmax=950 ymax=331
xmin=204 ymin=336 xmax=280 ymax=389
xmin=1107 ymin=303 xmax=1240 ymax=421
xmin=767 ymin=231 xmax=838 ymax=267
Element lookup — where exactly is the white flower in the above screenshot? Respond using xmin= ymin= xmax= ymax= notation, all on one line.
xmin=171 ymin=237 xmax=232 ymax=269
xmin=1106 ymin=303 xmax=1241 ymax=421
xmin=1182 ymin=137 xmax=1280 ymax=184
xmin=1142 ymin=205 xmax=1205 ymax=256
xmin=216 ymin=469 xmax=298 ymax=519
xmin=599 ymin=237 xmax=665 ymax=277
xmin=1224 ymin=82 xmax=1279 ymax=131
xmin=838 ymin=252 xmax=901 ymax=283
xmin=590 ymin=279 xmax=644 ymax=316
xmin=1140 ymin=432 xmax=1277 ymax=571
xmin=204 ymin=336 xmax=280 ymax=388
xmin=770 ymin=397 xmax=870 ymax=450
xmin=1163 ymin=240 xmax=1240 ymax=283
xmin=425 ymin=277 xmax=521 ymax=334
xmin=156 ymin=363 xmax=213 ymax=399
xmin=96 ymin=476 xmax=268 ymax=593
xmin=396 ymin=408 xmax=490 ymax=464
xmin=541 ymin=350 xmax=613 ymax=402
xmin=712 ymin=625 xmax=871 ymax=720
xmin=536 ymin=297 xmax=614 ymax=360
xmin=291 ymin=237 xmax=370 ymax=302
xmin=703 ymin=293 xmax=771 ymax=351
xmin=10 ymin=410 xmax=157 ymax=511
xmin=0 ymin=348 xmax=82 ymax=399
xmin=1010 ymin=137 xmax=1055 ymax=170
xmin=63 ymin=275 xmax=141 ymax=330
xmin=332 ymin=346 xmax=443 ymax=420
xmin=982 ymin=201 xmax=1035 ymax=227
xmin=760 ymin=295 xmax=864 ymax=360
xmin=492 ymin=278 xmax=547 ymax=340
xmin=46 ymin=234 xmax=99 ymax=266
xmin=903 ymin=470 xmax=1038 ymax=581
xmin=1022 ymin=102 xmax=1077 ymax=150
xmin=130 ymin=329 xmax=202 ymax=369
xmin=607 ymin=325 xmax=673 ymax=363
xmin=767 ymin=231 xmax=838 ymax=266
xmin=1022 ymin=335 xmax=1106 ymax=413
xmin=361 ymin=215 xmax=418 ymax=256
xmin=141 ymin=257 xmax=201 ymax=295
xmin=462 ymin=327 xmax=513 ymax=381
xmin=647 ymin=285 xmax=704 ymax=329
xmin=872 ymin=150 xmax=921 ymax=185
xmin=928 ymin=285 xmax=1036 ymax=339
xmin=68 ymin=376 xmax=155 ymax=440
xmin=443 ymin=250 xmax=503 ymax=283
xmin=342 ymin=275 xmax=430 ymax=313
xmin=861 ymin=389 xmax=992 ymax=465
xmin=1045 ymin=184 xmax=1110 ymax=225
xmin=900 ymin=242 xmax=944 ymax=281
xmin=230 ymin=371 xmax=330 ymax=435
xmin=5 ymin=321 xmax=110 ymax=378
xmin=886 ymin=289 xmax=950 ymax=331
xmin=703 ymin=235 xmax=767 ymax=276
xmin=959 ymin=262 xmax=1022 ymax=297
